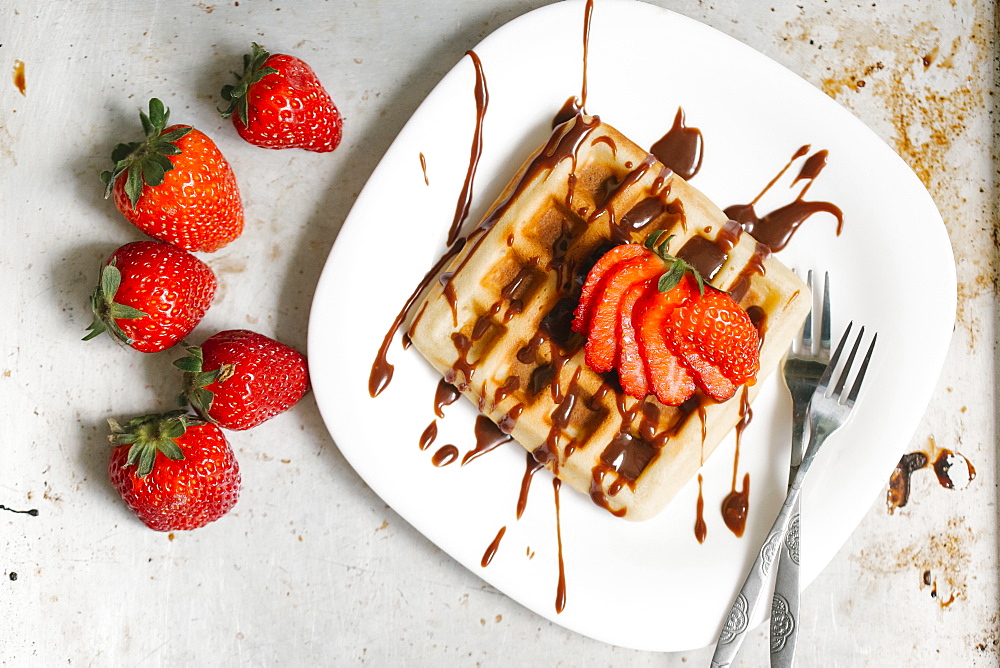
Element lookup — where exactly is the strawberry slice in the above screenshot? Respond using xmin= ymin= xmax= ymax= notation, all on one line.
xmin=584 ymin=253 xmax=665 ymax=373
xmin=617 ymin=279 xmax=654 ymax=398
xmin=672 ymin=337 xmax=736 ymax=401
xmin=572 ymin=243 xmax=647 ymax=333
xmin=637 ymin=281 xmax=697 ymax=405
xmin=668 ymin=286 xmax=760 ymax=390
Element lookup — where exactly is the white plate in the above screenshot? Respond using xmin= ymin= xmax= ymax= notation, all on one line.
xmin=308 ymin=0 xmax=955 ymax=652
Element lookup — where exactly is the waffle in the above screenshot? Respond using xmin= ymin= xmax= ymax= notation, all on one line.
xmin=405 ymin=115 xmax=810 ymax=521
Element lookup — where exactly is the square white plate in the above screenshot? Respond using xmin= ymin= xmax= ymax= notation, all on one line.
xmin=308 ymin=0 xmax=954 ymax=651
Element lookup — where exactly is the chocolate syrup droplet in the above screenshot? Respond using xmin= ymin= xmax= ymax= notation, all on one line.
xmin=0 ymin=505 xmax=38 ymax=517
xmin=694 ymin=474 xmax=707 ymax=544
xmin=419 ymin=421 xmax=438 ymax=451
xmin=431 ymin=445 xmax=459 ymax=467
xmin=463 ymin=415 xmax=513 ymax=465
xmin=553 ymin=478 xmax=567 ymax=614
xmin=517 ymin=452 xmax=544 ymax=519
xmin=650 ymin=107 xmax=704 ymax=180
xmin=481 ymin=526 xmax=506 ymax=567
xmin=722 ymin=473 xmax=751 ymax=538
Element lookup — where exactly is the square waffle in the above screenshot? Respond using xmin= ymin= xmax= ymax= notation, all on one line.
xmin=405 ymin=115 xmax=810 ymax=521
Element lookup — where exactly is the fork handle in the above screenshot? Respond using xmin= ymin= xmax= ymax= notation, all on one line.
xmin=770 ymin=495 xmax=801 ymax=667
xmin=710 ymin=481 xmax=803 ymax=667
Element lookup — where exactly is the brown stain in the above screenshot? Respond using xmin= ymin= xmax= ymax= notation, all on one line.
xmin=784 ymin=5 xmax=996 ymax=348
xmin=12 ymin=60 xmax=25 ymax=95
xmin=855 ymin=515 xmax=973 ymax=609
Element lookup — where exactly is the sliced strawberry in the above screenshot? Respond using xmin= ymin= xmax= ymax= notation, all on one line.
xmin=571 ymin=243 xmax=647 ymax=333
xmin=672 ymin=337 xmax=736 ymax=401
xmin=637 ymin=283 xmax=697 ymax=405
xmin=584 ymin=253 xmax=665 ymax=373
xmin=668 ymin=286 xmax=760 ymax=389
xmin=617 ymin=279 xmax=654 ymax=398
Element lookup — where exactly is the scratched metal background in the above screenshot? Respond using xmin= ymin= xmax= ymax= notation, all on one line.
xmin=1 ymin=0 xmax=996 ymax=665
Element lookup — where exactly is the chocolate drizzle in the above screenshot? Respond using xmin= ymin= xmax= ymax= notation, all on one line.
xmin=650 ymin=108 xmax=704 ymax=181
xmin=481 ymin=526 xmax=506 ymax=567
xmin=722 ymin=387 xmax=753 ymax=537
xmin=887 ymin=437 xmax=977 ymax=514
xmin=462 ymin=415 xmax=514 ymax=465
xmin=447 ymin=51 xmax=489 ymax=247
xmin=725 ymin=145 xmax=844 ymax=251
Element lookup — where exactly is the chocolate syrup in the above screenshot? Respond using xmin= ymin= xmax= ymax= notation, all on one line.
xmin=553 ymin=96 xmax=583 ymax=128
xmin=0 ymin=504 xmax=39 ymax=517
xmin=481 ymin=525 xmax=506 ymax=567
xmin=369 ymin=238 xmax=465 ymax=398
xmin=447 ymin=51 xmax=489 ymax=247
xmin=419 ymin=152 xmax=429 ymax=185
xmin=887 ymin=439 xmax=976 ymax=514
xmin=650 ymin=108 xmax=704 ymax=180
xmin=553 ymin=477 xmax=567 ymax=614
xmin=419 ymin=421 xmax=438 ymax=450
xmin=434 ymin=379 xmax=462 ymax=418
xmin=517 ymin=451 xmax=545 ymax=519
xmin=431 ymin=444 xmax=460 ymax=467
xmin=724 ymin=146 xmax=843 ymax=251
xmin=695 ymin=474 xmax=707 ymax=544
xmin=462 ymin=415 xmax=513 ymax=465
xmin=722 ymin=387 xmax=753 ymax=537
xmin=721 ymin=473 xmax=750 ymax=538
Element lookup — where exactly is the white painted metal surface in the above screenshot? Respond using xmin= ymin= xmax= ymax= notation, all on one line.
xmin=1 ymin=1 xmax=995 ymax=665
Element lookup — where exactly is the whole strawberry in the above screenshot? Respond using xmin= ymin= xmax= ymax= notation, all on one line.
xmin=83 ymin=241 xmax=217 ymax=353
xmin=174 ymin=329 xmax=309 ymax=430
xmin=102 ymin=98 xmax=244 ymax=252
xmin=108 ymin=410 xmax=240 ymax=531
xmin=220 ymin=43 xmax=342 ymax=152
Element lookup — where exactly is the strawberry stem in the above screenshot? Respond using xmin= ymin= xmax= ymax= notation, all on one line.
xmin=100 ymin=98 xmax=192 ymax=207
xmin=643 ymin=231 xmax=706 ymax=296
xmin=107 ymin=411 xmax=203 ymax=478
xmin=219 ymin=43 xmax=279 ymax=126
xmin=83 ymin=262 xmax=148 ymax=346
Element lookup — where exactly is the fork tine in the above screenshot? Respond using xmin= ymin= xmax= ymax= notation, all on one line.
xmin=817 ymin=321 xmax=853 ymax=393
xmin=819 ymin=271 xmax=832 ymax=356
xmin=800 ymin=270 xmax=814 ymax=353
xmin=846 ymin=333 xmax=877 ymax=405
xmin=833 ymin=326 xmax=865 ymax=398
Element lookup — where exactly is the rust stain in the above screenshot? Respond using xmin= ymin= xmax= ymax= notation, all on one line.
xmin=855 ymin=515 xmax=973 ymax=609
xmin=12 ymin=60 xmax=25 ymax=96
xmin=783 ymin=3 xmax=996 ymax=349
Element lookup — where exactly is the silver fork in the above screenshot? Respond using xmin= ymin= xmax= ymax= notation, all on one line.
xmin=770 ymin=271 xmax=831 ymax=667
xmin=710 ymin=322 xmax=877 ymax=668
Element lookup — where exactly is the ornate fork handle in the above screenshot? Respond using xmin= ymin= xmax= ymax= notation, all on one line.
xmin=710 ymin=422 xmax=832 ymax=668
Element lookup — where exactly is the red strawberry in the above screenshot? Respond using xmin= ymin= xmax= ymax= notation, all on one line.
xmin=572 ymin=243 xmax=647 ymax=333
xmin=584 ymin=253 xmax=665 ymax=373
xmin=575 ymin=231 xmax=760 ymax=405
xmin=108 ymin=410 xmax=240 ymax=531
xmin=617 ymin=279 xmax=654 ymax=397
xmin=174 ymin=329 xmax=309 ymax=431
xmin=220 ymin=43 xmax=343 ymax=152
xmin=102 ymin=98 xmax=244 ymax=253
xmin=668 ymin=286 xmax=760 ymax=399
xmin=83 ymin=241 xmax=217 ymax=353
xmin=636 ymin=276 xmax=698 ymax=405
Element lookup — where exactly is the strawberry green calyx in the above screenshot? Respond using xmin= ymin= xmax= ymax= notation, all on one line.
xmin=107 ymin=410 xmax=204 ymax=478
xmin=83 ymin=262 xmax=147 ymax=345
xmin=173 ymin=346 xmax=235 ymax=421
xmin=219 ymin=42 xmax=278 ymax=126
xmin=644 ymin=230 xmax=706 ymax=296
xmin=100 ymin=98 xmax=192 ymax=208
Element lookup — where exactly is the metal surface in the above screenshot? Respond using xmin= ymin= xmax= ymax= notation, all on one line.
xmin=1 ymin=1 xmax=996 ymax=665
